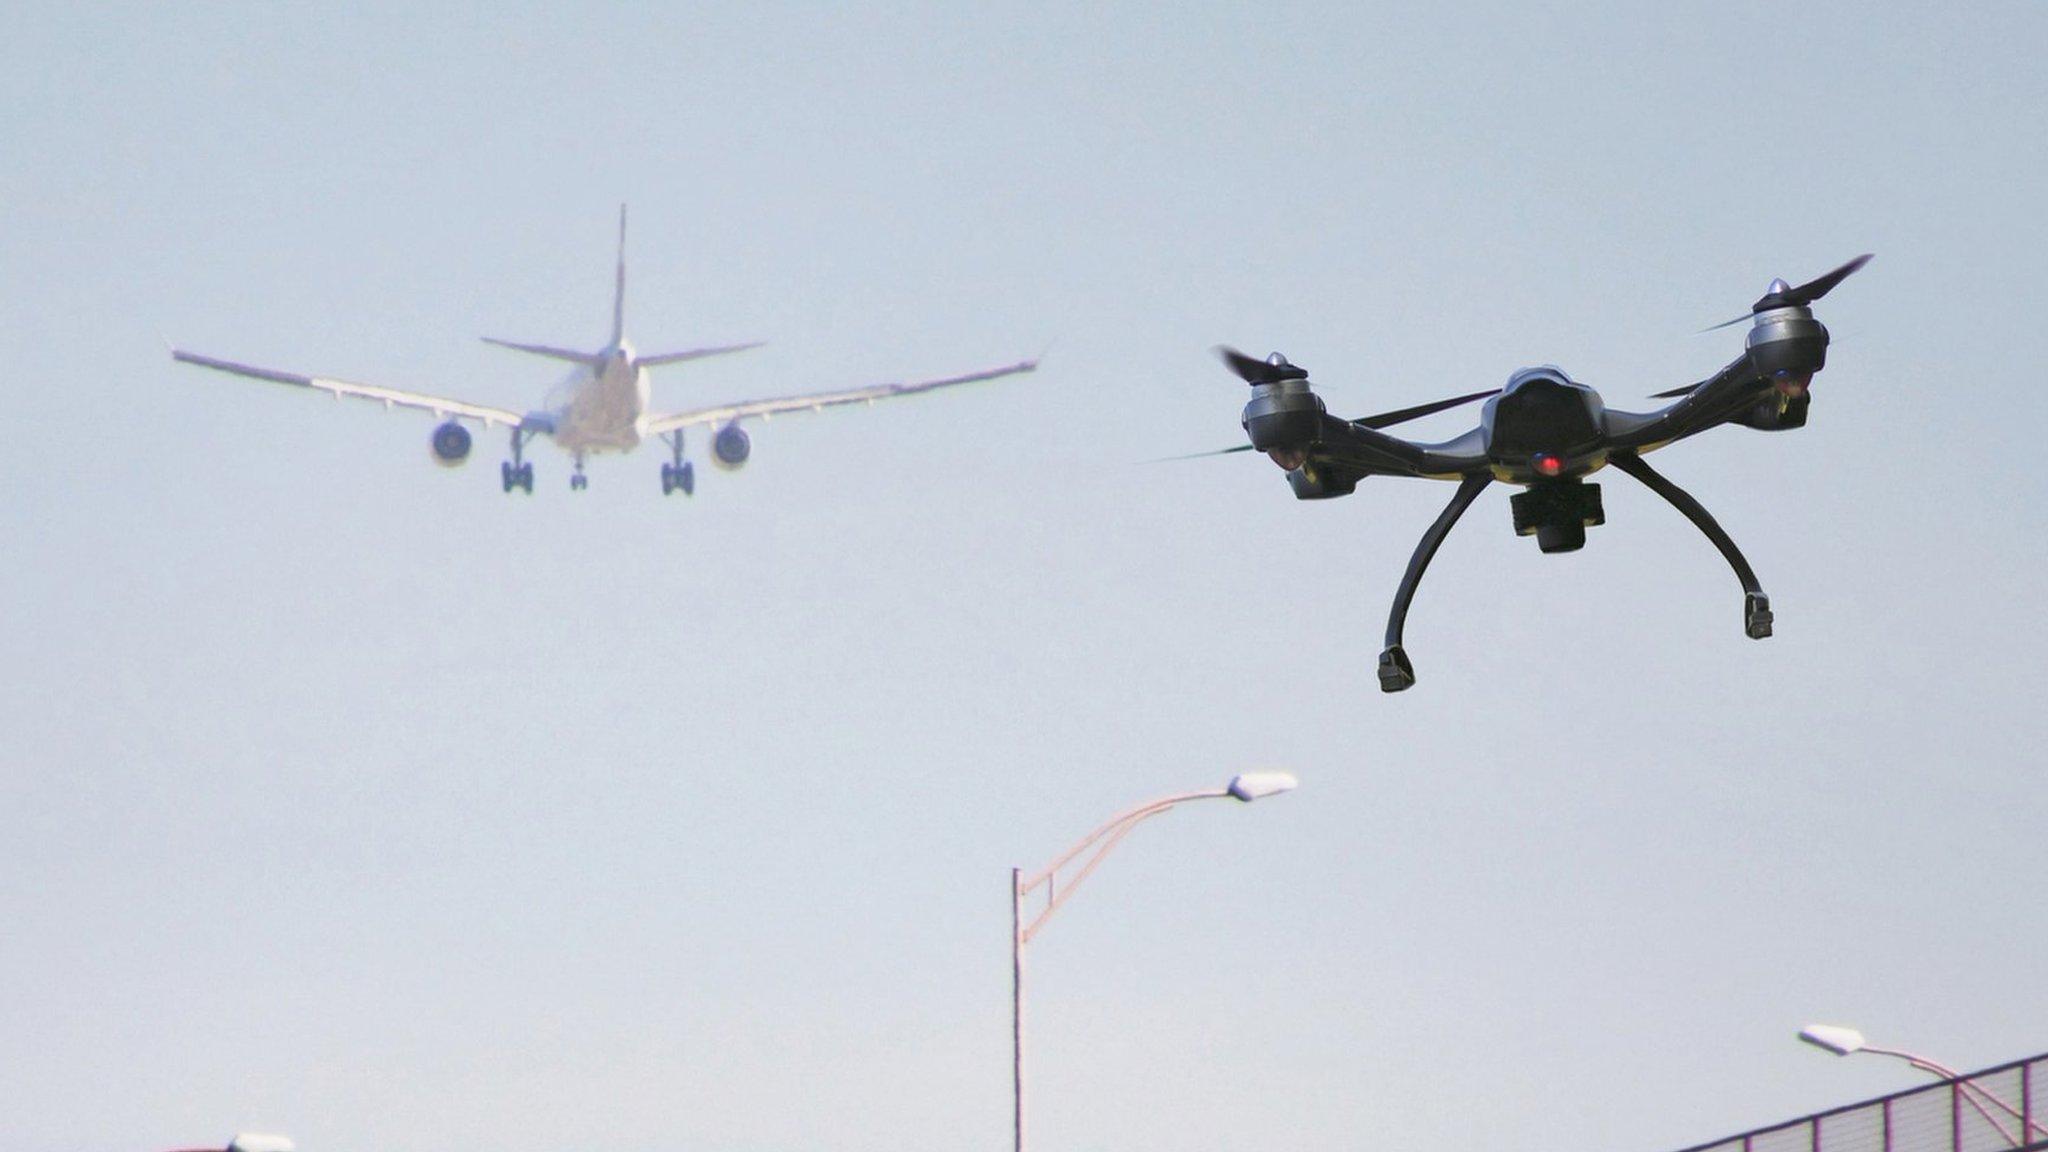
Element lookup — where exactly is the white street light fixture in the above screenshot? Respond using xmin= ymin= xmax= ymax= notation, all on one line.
xmin=1011 ymin=772 xmax=1298 ymax=1152
xmin=1796 ymin=1023 xmax=2042 ymax=1148
xmin=161 ymin=1135 xmax=294 ymax=1152
xmin=1797 ymin=1023 xmax=1868 ymax=1057
xmin=1227 ymin=771 xmax=1300 ymax=802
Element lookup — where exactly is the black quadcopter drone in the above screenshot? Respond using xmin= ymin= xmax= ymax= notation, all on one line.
xmin=1204 ymin=254 xmax=1871 ymax=693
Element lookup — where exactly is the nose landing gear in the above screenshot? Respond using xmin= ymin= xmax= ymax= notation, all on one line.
xmin=570 ymin=452 xmax=588 ymax=491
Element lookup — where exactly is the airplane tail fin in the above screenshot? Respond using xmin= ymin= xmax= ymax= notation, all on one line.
xmin=481 ymin=207 xmax=630 ymax=364
xmin=611 ymin=203 xmax=627 ymax=347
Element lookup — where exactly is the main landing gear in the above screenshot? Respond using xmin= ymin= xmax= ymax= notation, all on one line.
xmin=659 ymin=431 xmax=695 ymax=496
xmin=501 ymin=428 xmax=535 ymax=494
xmin=1607 ymin=452 xmax=1773 ymax=640
xmin=570 ymin=452 xmax=589 ymax=491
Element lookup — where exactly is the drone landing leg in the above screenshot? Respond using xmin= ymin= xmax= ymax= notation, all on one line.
xmin=1379 ymin=473 xmax=1491 ymax=693
xmin=1607 ymin=452 xmax=1772 ymax=639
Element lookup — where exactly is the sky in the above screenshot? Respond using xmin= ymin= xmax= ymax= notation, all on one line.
xmin=2 ymin=3 xmax=2046 ymax=1150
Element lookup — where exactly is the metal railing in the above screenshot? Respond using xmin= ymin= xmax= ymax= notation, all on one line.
xmin=1675 ymin=1054 xmax=2048 ymax=1152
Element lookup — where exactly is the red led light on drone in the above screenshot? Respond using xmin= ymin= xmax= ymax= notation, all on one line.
xmin=1533 ymin=453 xmax=1564 ymax=477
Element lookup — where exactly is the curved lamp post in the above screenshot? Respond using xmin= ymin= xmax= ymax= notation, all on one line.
xmin=1798 ymin=1024 xmax=2042 ymax=1148
xmin=1011 ymin=771 xmax=1298 ymax=1152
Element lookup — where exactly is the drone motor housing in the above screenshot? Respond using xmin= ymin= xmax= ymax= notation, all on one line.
xmin=1746 ymin=305 xmax=1830 ymax=378
xmin=1241 ymin=379 xmax=1325 ymax=454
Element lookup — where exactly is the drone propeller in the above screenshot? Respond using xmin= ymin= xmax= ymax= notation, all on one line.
xmin=1216 ymin=344 xmax=1310 ymax=385
xmin=1703 ymin=253 xmax=1874 ymax=331
xmin=1356 ymin=387 xmax=1501 ymax=429
xmin=1157 ymin=347 xmax=1499 ymax=461
xmin=1151 ymin=444 xmax=1259 ymax=462
xmin=1212 ymin=344 xmax=1497 ymax=428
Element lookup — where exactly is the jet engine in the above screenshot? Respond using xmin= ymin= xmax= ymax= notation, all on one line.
xmin=430 ymin=420 xmax=472 ymax=467
xmin=712 ymin=421 xmax=751 ymax=470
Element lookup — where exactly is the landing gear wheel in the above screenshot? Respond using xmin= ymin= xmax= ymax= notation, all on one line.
xmin=571 ymin=473 xmax=588 ymax=491
xmin=677 ymin=460 xmax=694 ymax=496
xmin=501 ymin=461 xmax=515 ymax=493
xmin=1377 ymin=646 xmax=1417 ymax=693
xmin=520 ymin=463 xmax=534 ymax=493
xmin=661 ymin=463 xmax=676 ymax=495
xmin=1744 ymin=592 xmax=1774 ymax=639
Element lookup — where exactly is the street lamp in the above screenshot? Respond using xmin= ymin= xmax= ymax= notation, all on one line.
xmin=1798 ymin=1024 xmax=2043 ymax=1147
xmin=160 ymin=1135 xmax=294 ymax=1152
xmin=1010 ymin=771 xmax=1298 ymax=1152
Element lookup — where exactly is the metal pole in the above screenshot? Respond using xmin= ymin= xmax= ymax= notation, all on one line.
xmin=1012 ymin=866 xmax=1026 ymax=1152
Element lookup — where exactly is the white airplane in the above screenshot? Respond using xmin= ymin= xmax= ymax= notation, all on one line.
xmin=170 ymin=208 xmax=1038 ymax=494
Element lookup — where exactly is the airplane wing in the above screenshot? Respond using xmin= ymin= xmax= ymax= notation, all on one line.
xmin=641 ymin=358 xmax=1037 ymax=435
xmin=171 ymin=348 xmax=531 ymax=427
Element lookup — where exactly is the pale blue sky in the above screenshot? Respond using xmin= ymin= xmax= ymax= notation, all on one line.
xmin=3 ymin=4 xmax=2045 ymax=1151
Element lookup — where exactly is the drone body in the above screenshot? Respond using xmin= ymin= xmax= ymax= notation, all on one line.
xmin=1217 ymin=255 xmax=1870 ymax=693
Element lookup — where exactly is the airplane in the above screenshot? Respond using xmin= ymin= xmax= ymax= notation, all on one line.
xmin=170 ymin=208 xmax=1038 ymax=494
xmin=1200 ymin=254 xmax=1872 ymax=692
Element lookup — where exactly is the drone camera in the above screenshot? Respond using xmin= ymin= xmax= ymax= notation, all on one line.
xmin=1512 ymin=479 xmax=1604 ymax=553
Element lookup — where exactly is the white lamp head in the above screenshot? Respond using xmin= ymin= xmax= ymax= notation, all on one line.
xmin=1798 ymin=1024 xmax=1867 ymax=1056
xmin=1227 ymin=771 xmax=1299 ymax=802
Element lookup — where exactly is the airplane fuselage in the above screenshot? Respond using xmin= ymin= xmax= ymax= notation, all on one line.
xmin=546 ymin=345 xmax=652 ymax=455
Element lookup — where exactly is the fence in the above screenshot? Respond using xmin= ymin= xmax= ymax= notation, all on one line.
xmin=1675 ymin=1054 xmax=2048 ymax=1152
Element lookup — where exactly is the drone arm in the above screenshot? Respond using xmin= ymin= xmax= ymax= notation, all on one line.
xmin=1377 ymin=473 xmax=1491 ymax=692
xmin=1607 ymin=354 xmax=1768 ymax=450
xmin=1313 ymin=415 xmax=1487 ymax=478
xmin=1607 ymin=452 xmax=1773 ymax=639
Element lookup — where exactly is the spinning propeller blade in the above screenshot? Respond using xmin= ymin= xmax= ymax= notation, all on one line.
xmin=1216 ymin=344 xmax=1309 ymax=385
xmin=1357 ymin=387 xmax=1500 ymax=429
xmin=1168 ymin=346 xmax=1497 ymax=462
xmin=1214 ymin=344 xmax=1493 ymax=425
xmin=1764 ymin=253 xmax=1873 ymax=310
xmin=1704 ymin=253 xmax=1874 ymax=330
xmin=1148 ymin=444 xmax=1258 ymax=463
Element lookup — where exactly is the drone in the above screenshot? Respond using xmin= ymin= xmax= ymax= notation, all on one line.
xmin=1204 ymin=255 xmax=1871 ymax=693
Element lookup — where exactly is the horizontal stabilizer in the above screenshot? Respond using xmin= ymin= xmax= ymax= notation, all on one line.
xmin=480 ymin=337 xmax=604 ymax=366
xmin=636 ymin=341 xmax=766 ymax=368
